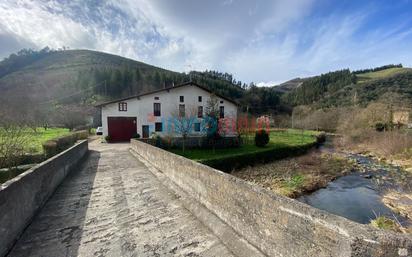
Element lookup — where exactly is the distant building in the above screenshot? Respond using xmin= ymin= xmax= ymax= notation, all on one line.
xmin=96 ymin=82 xmax=238 ymax=142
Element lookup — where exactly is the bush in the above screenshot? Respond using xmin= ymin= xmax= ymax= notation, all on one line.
xmin=73 ymin=130 xmax=89 ymax=140
xmin=316 ymin=132 xmax=326 ymax=144
xmin=42 ymin=133 xmax=77 ymax=158
xmin=42 ymin=140 xmax=58 ymax=158
xmin=255 ymin=129 xmax=269 ymax=147
xmin=375 ymin=122 xmax=386 ymax=132
xmin=56 ymin=134 xmax=77 ymax=150
xmin=201 ymin=143 xmax=315 ymax=172
xmin=105 ymin=135 xmax=111 ymax=142
xmin=131 ymin=133 xmax=141 ymax=139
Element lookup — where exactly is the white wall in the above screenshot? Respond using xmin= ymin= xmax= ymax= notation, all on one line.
xmin=101 ymin=84 xmax=238 ymax=137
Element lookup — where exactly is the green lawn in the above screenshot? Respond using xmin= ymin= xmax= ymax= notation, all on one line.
xmin=356 ymin=68 xmax=412 ymax=83
xmin=23 ymin=128 xmax=71 ymax=154
xmin=171 ymin=129 xmax=318 ymax=162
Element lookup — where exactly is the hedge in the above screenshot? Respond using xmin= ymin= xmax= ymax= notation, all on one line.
xmin=42 ymin=130 xmax=88 ymax=158
xmin=200 ymin=142 xmax=316 ymax=172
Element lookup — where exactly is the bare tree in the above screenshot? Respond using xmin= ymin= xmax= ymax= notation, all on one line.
xmin=205 ymin=94 xmax=222 ymax=151
xmin=0 ymin=124 xmax=28 ymax=170
xmin=171 ymin=105 xmax=198 ymax=152
xmin=54 ymin=104 xmax=90 ymax=130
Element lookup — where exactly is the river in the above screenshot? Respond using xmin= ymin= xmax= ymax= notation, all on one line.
xmin=298 ymin=141 xmax=411 ymax=227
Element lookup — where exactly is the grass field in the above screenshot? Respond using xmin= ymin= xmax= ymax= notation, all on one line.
xmin=23 ymin=128 xmax=71 ymax=154
xmin=171 ymin=129 xmax=318 ymax=162
xmin=356 ymin=68 xmax=412 ymax=83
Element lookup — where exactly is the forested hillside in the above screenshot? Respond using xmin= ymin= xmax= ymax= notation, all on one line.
xmin=0 ymin=49 xmax=247 ymax=106
xmin=281 ymin=65 xmax=412 ymax=109
xmin=0 ymin=49 xmax=284 ymax=128
xmin=281 ymin=69 xmax=357 ymax=106
xmin=1 ymin=48 xmax=410 ymax=130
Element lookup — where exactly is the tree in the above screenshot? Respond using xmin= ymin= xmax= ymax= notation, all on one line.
xmin=171 ymin=106 xmax=197 ymax=152
xmin=0 ymin=123 xmax=28 ymax=170
xmin=205 ymin=94 xmax=222 ymax=151
xmin=54 ymin=104 xmax=90 ymax=130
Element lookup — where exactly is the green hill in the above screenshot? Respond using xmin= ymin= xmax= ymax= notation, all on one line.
xmin=281 ymin=65 xmax=412 ymax=109
xmin=0 ymin=49 xmax=244 ymax=107
xmin=356 ymin=67 xmax=412 ymax=83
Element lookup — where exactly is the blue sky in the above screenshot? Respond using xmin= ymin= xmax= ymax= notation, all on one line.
xmin=1 ymin=0 xmax=412 ymax=85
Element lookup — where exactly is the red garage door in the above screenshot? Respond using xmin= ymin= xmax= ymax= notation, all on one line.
xmin=107 ymin=117 xmax=137 ymax=142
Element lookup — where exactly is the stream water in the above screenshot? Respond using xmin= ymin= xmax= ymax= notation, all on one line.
xmin=298 ymin=143 xmax=411 ymax=226
xmin=298 ymin=173 xmax=400 ymax=224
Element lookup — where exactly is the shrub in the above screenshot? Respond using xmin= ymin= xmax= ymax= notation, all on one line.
xmin=158 ymin=135 xmax=172 ymax=149
xmin=255 ymin=129 xmax=269 ymax=147
xmin=73 ymin=130 xmax=89 ymax=140
xmin=42 ymin=133 xmax=77 ymax=158
xmin=132 ymin=133 xmax=141 ymax=139
xmin=0 ymin=126 xmax=28 ymax=169
xmin=105 ymin=135 xmax=111 ymax=142
xmin=42 ymin=140 xmax=58 ymax=158
xmin=374 ymin=122 xmax=386 ymax=132
xmin=316 ymin=132 xmax=326 ymax=144
xmin=56 ymin=134 xmax=77 ymax=150
xmin=201 ymin=143 xmax=315 ymax=172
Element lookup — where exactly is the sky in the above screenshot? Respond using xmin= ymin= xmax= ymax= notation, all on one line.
xmin=1 ymin=0 xmax=412 ymax=86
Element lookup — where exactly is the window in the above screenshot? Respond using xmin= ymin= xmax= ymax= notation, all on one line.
xmin=154 ymin=103 xmax=161 ymax=116
xmin=220 ymin=100 xmax=224 ymax=104
xmin=154 ymin=96 xmax=159 ymax=100
xmin=219 ymin=106 xmax=224 ymax=118
xmin=198 ymin=96 xmax=202 ymax=102
xmin=180 ymin=96 xmax=184 ymax=102
xmin=155 ymin=122 xmax=163 ymax=132
xmin=194 ymin=123 xmax=201 ymax=132
xmin=179 ymin=104 xmax=185 ymax=117
xmin=198 ymin=106 xmax=203 ymax=118
xmin=119 ymin=102 xmax=127 ymax=111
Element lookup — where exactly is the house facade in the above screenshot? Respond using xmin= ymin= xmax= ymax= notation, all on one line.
xmin=97 ymin=82 xmax=238 ymax=141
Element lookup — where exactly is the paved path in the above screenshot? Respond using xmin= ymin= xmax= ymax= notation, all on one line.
xmin=8 ymin=141 xmax=235 ymax=257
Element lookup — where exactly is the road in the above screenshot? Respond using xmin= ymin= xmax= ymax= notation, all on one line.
xmin=8 ymin=141 xmax=235 ymax=257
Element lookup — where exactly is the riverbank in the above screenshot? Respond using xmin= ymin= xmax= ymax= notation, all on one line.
xmin=333 ymin=134 xmax=412 ymax=173
xmin=231 ymin=150 xmax=354 ymax=198
xmin=232 ymin=136 xmax=412 ymax=234
xmin=332 ymin=137 xmax=412 ymax=227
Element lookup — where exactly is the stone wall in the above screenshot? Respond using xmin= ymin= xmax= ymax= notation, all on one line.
xmin=0 ymin=140 xmax=88 ymax=257
xmin=130 ymin=139 xmax=412 ymax=257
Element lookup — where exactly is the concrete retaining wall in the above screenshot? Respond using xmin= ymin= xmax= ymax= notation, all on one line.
xmin=131 ymin=139 xmax=412 ymax=257
xmin=0 ymin=140 xmax=88 ymax=257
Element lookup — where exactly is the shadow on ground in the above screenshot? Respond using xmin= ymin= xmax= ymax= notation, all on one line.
xmin=8 ymin=150 xmax=100 ymax=257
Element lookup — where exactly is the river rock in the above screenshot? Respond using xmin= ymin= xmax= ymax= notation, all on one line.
xmin=362 ymin=174 xmax=372 ymax=179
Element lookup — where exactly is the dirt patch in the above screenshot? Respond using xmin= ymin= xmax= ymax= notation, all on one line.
xmin=231 ymin=150 xmax=354 ymax=198
xmin=383 ymin=192 xmax=412 ymax=223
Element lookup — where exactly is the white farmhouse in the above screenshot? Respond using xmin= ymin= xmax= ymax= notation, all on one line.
xmin=96 ymin=82 xmax=238 ymax=141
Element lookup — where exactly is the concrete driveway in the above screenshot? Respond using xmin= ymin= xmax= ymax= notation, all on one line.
xmin=8 ymin=140 xmax=234 ymax=257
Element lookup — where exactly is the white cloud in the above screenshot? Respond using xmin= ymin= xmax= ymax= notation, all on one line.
xmin=0 ymin=0 xmax=412 ymax=86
